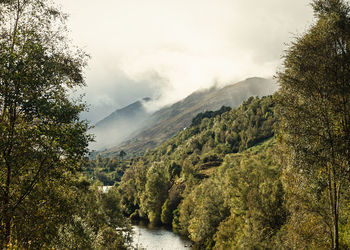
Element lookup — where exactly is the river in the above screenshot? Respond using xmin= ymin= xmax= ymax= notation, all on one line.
xmin=132 ymin=223 xmax=192 ymax=250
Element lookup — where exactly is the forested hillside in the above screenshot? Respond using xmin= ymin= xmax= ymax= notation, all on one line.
xmin=118 ymin=96 xmax=281 ymax=249
xmin=119 ymin=89 xmax=350 ymax=249
xmin=104 ymin=77 xmax=277 ymax=157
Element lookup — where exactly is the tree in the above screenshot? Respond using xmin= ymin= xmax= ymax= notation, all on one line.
xmin=119 ymin=150 xmax=127 ymax=160
xmin=142 ymin=163 xmax=170 ymax=225
xmin=213 ymin=142 xmax=286 ymax=249
xmin=0 ymin=0 xmax=91 ymax=247
xmin=276 ymin=0 xmax=350 ymax=248
xmin=54 ymin=182 xmax=132 ymax=250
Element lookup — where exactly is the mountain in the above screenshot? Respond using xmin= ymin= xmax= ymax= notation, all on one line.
xmin=90 ymin=97 xmax=151 ymax=150
xmin=95 ymin=97 xmax=151 ymax=128
xmin=102 ymin=77 xmax=278 ymax=156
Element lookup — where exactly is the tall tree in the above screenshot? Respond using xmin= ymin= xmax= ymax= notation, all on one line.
xmin=0 ymin=0 xmax=91 ymax=246
xmin=276 ymin=0 xmax=350 ymax=248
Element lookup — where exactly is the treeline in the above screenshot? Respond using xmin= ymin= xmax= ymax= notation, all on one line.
xmin=190 ymin=106 xmax=231 ymax=126
xmin=85 ymin=156 xmax=132 ymax=185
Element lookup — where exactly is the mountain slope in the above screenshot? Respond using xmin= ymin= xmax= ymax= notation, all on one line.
xmin=91 ymin=98 xmax=151 ymax=150
xmin=105 ymin=77 xmax=278 ymax=156
xmin=95 ymin=97 xmax=151 ymax=128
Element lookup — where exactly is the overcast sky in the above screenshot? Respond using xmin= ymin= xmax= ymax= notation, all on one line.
xmin=56 ymin=0 xmax=314 ymax=122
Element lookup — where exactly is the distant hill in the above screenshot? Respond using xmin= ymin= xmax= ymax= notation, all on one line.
xmin=90 ymin=97 xmax=151 ymax=150
xmin=101 ymin=77 xmax=278 ymax=156
xmin=95 ymin=97 xmax=151 ymax=128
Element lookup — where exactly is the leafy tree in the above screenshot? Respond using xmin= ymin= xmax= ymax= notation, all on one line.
xmin=213 ymin=141 xmax=286 ymax=249
xmin=186 ymin=178 xmax=229 ymax=246
xmin=191 ymin=106 xmax=231 ymax=127
xmin=142 ymin=163 xmax=170 ymax=225
xmin=53 ymin=183 xmax=132 ymax=250
xmin=276 ymin=0 xmax=350 ymax=248
xmin=0 ymin=0 xmax=92 ymax=247
xmin=119 ymin=160 xmax=148 ymax=218
xmin=119 ymin=150 xmax=127 ymax=160
xmin=176 ymin=139 xmax=286 ymax=249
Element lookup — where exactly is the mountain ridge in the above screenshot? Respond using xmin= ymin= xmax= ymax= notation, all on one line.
xmin=91 ymin=98 xmax=152 ymax=150
xmin=99 ymin=77 xmax=278 ymax=157
xmin=95 ymin=97 xmax=152 ymax=128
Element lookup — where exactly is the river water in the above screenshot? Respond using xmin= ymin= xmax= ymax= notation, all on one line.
xmin=132 ymin=223 xmax=192 ymax=250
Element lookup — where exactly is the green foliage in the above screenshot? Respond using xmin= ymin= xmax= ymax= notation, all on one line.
xmin=142 ymin=163 xmax=170 ymax=225
xmin=119 ymin=150 xmax=127 ymax=160
xmin=161 ymin=199 xmax=172 ymax=225
xmin=276 ymin=0 xmax=350 ymax=248
xmin=52 ymin=183 xmax=132 ymax=250
xmin=118 ymin=95 xmax=278 ymax=248
xmin=0 ymin=0 xmax=131 ymax=248
xmin=85 ymin=156 xmax=130 ymax=185
xmin=214 ymin=141 xmax=286 ymax=249
xmin=183 ymin=177 xmax=230 ymax=245
xmin=177 ymin=139 xmax=287 ymax=249
xmin=191 ymin=106 xmax=231 ymax=126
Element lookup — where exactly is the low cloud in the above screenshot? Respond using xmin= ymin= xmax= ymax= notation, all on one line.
xmin=80 ymin=67 xmax=166 ymax=122
xmin=56 ymin=0 xmax=314 ymax=122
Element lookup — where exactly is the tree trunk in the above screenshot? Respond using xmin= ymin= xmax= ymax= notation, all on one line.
xmin=4 ymin=215 xmax=12 ymax=247
xmin=333 ymin=180 xmax=339 ymax=250
xmin=3 ymin=162 xmax=12 ymax=247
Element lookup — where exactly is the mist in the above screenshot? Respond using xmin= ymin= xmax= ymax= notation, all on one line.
xmin=90 ymin=77 xmax=278 ymax=152
xmin=90 ymin=117 xmax=149 ymax=151
xmin=55 ymin=0 xmax=313 ymax=123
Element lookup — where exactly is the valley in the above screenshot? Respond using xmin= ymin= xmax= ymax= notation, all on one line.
xmin=2 ymin=0 xmax=350 ymax=249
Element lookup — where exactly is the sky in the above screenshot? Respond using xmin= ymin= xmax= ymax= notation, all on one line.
xmin=55 ymin=0 xmax=314 ymax=123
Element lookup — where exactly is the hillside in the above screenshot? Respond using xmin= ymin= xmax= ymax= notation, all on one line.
xmin=104 ymin=77 xmax=278 ymax=156
xmin=95 ymin=97 xmax=151 ymax=128
xmin=118 ymin=95 xmax=280 ymax=249
xmin=90 ymin=98 xmax=151 ymax=150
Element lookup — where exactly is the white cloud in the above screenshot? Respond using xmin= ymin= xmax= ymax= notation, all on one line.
xmin=56 ymin=0 xmax=314 ymax=122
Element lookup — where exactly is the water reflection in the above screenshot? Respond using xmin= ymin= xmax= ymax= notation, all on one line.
xmin=132 ymin=222 xmax=192 ymax=250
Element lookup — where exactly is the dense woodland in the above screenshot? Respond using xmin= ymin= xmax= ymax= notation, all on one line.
xmin=118 ymin=96 xmax=285 ymax=249
xmin=1 ymin=0 xmax=350 ymax=249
